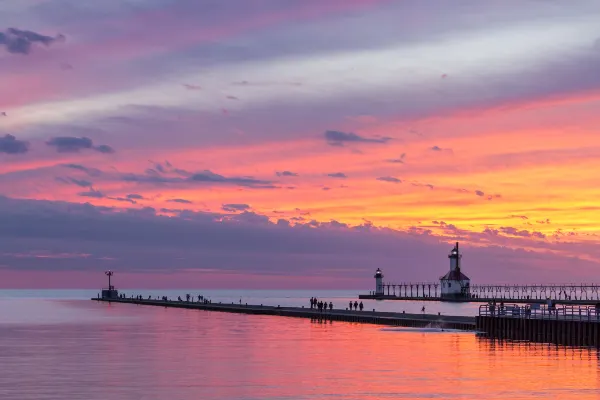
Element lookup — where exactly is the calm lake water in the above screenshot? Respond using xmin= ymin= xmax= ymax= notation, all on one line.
xmin=0 ymin=290 xmax=598 ymax=399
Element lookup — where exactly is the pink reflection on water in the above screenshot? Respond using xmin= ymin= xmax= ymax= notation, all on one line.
xmin=0 ymin=300 xmax=598 ymax=399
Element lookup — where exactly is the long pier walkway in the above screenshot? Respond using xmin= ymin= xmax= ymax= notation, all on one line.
xmin=92 ymin=297 xmax=476 ymax=331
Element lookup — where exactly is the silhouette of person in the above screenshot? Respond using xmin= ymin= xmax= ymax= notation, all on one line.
xmin=354 ymin=301 xmax=358 ymax=310
xmin=329 ymin=302 xmax=333 ymax=310
xmin=359 ymin=302 xmax=363 ymax=311
xmin=349 ymin=301 xmax=353 ymax=310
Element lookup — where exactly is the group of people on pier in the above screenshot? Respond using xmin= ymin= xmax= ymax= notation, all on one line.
xmin=308 ymin=298 xmax=365 ymax=312
xmin=310 ymin=297 xmax=332 ymax=311
xmin=112 ymin=293 xmax=211 ymax=304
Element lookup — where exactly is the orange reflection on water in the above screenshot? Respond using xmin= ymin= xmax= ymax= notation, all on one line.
xmin=92 ymin=302 xmax=600 ymax=399
xmin=5 ymin=300 xmax=596 ymax=399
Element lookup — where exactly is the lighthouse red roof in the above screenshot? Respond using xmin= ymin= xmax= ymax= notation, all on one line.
xmin=440 ymin=269 xmax=470 ymax=281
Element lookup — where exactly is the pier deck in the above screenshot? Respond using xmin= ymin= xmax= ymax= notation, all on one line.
xmin=92 ymin=297 xmax=475 ymax=331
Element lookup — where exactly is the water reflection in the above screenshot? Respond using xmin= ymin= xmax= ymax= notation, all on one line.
xmin=0 ymin=299 xmax=598 ymax=399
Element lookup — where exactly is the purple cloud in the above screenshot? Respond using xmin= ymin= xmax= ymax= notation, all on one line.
xmin=377 ymin=176 xmax=401 ymax=183
xmin=222 ymin=203 xmax=251 ymax=212
xmin=325 ymin=130 xmax=390 ymax=146
xmin=46 ymin=137 xmax=115 ymax=154
xmin=0 ymin=28 xmax=64 ymax=55
xmin=0 ymin=134 xmax=29 ymax=154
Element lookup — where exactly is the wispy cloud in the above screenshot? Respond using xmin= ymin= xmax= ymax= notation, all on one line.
xmin=377 ymin=176 xmax=402 ymax=183
xmin=46 ymin=137 xmax=115 ymax=154
xmin=324 ymin=130 xmax=390 ymax=147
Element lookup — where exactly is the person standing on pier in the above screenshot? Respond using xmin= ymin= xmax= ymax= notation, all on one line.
xmin=329 ymin=302 xmax=333 ymax=310
xmin=354 ymin=301 xmax=358 ymax=310
xmin=349 ymin=301 xmax=352 ymax=310
xmin=359 ymin=302 xmax=363 ymax=311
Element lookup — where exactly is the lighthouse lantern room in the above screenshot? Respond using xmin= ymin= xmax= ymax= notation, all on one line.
xmin=440 ymin=242 xmax=470 ymax=299
xmin=374 ymin=268 xmax=384 ymax=296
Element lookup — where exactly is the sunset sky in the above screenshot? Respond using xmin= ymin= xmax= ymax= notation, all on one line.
xmin=1 ymin=0 xmax=600 ymax=289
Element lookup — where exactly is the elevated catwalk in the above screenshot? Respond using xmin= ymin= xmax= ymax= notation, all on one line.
xmin=361 ymin=242 xmax=600 ymax=305
xmin=360 ymin=283 xmax=600 ymax=304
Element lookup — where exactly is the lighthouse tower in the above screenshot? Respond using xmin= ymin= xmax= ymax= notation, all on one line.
xmin=374 ymin=268 xmax=384 ymax=296
xmin=440 ymin=242 xmax=470 ymax=299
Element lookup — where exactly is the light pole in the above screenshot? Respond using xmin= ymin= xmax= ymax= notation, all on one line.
xmin=105 ymin=270 xmax=114 ymax=290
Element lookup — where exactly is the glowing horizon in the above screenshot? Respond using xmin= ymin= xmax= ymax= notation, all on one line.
xmin=1 ymin=0 xmax=599 ymax=288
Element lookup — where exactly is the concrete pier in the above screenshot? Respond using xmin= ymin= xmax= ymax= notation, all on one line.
xmin=92 ymin=297 xmax=476 ymax=331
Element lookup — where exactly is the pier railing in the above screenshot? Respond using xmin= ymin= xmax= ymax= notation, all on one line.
xmin=478 ymin=303 xmax=600 ymax=322
xmin=375 ymin=282 xmax=600 ymax=301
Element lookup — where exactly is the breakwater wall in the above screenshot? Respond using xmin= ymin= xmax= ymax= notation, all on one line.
xmin=476 ymin=316 xmax=600 ymax=347
xmin=92 ymin=297 xmax=475 ymax=331
xmin=476 ymin=304 xmax=600 ymax=347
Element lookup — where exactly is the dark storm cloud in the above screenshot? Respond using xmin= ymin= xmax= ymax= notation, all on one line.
xmin=0 ymin=28 xmax=64 ymax=54
xmin=46 ymin=136 xmax=115 ymax=153
xmin=0 ymin=134 xmax=29 ymax=154
xmin=327 ymin=172 xmax=347 ymax=179
xmin=127 ymin=194 xmax=145 ymax=200
xmin=376 ymin=176 xmax=401 ymax=183
xmin=324 ymin=130 xmax=390 ymax=147
xmin=276 ymin=171 xmax=298 ymax=177
xmin=222 ymin=203 xmax=250 ymax=212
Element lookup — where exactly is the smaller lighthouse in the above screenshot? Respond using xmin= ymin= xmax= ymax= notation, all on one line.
xmin=374 ymin=268 xmax=384 ymax=296
xmin=440 ymin=242 xmax=470 ymax=299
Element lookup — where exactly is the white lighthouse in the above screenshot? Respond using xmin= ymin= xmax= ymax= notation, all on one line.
xmin=374 ymin=268 xmax=384 ymax=296
xmin=440 ymin=242 xmax=470 ymax=299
